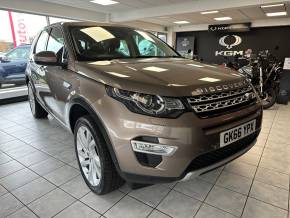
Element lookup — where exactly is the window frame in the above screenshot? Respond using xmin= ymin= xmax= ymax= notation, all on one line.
xmin=33 ymin=28 xmax=51 ymax=54
xmin=47 ymin=26 xmax=64 ymax=54
xmin=47 ymin=26 xmax=67 ymax=63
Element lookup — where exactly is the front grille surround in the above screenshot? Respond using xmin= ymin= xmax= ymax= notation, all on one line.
xmin=187 ymin=86 xmax=252 ymax=104
xmin=192 ymin=91 xmax=256 ymax=113
xmin=187 ymin=85 xmax=257 ymax=118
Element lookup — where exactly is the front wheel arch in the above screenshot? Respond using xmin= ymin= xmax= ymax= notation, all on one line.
xmin=68 ymin=97 xmax=125 ymax=180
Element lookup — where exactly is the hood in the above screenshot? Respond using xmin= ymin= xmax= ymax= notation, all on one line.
xmin=75 ymin=58 xmax=246 ymax=97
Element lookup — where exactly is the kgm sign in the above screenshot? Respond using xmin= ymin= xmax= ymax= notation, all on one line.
xmin=215 ymin=35 xmax=244 ymax=57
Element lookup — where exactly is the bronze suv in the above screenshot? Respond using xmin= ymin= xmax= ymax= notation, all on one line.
xmin=26 ymin=22 xmax=262 ymax=194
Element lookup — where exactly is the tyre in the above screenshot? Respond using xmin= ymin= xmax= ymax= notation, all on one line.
xmin=28 ymin=82 xmax=48 ymax=118
xmin=74 ymin=115 xmax=124 ymax=195
xmin=261 ymin=88 xmax=277 ymax=109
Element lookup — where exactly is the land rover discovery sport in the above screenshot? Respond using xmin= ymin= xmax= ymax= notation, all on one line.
xmin=26 ymin=22 xmax=262 ymax=194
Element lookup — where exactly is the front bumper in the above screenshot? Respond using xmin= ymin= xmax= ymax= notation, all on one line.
xmin=123 ymin=135 xmax=257 ymax=184
xmin=92 ymin=95 xmax=262 ymax=183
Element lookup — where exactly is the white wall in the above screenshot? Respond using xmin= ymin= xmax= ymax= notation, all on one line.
xmin=172 ymin=18 xmax=290 ymax=32
xmin=169 ymin=18 xmax=290 ymax=48
xmin=119 ymin=21 xmax=166 ymax=33
xmin=0 ymin=0 xmax=106 ymax=22
xmin=167 ymin=27 xmax=176 ymax=48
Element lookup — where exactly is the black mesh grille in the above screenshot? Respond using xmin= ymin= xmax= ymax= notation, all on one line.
xmin=187 ymin=85 xmax=257 ymax=118
xmin=185 ymin=133 xmax=258 ymax=173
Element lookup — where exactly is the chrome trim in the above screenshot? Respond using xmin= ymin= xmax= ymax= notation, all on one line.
xmin=131 ymin=140 xmax=177 ymax=156
xmin=187 ymin=85 xmax=256 ymax=114
xmin=188 ymin=86 xmax=252 ymax=103
xmin=191 ymin=91 xmax=256 ymax=113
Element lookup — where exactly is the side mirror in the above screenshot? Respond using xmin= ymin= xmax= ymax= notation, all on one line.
xmin=34 ymin=51 xmax=59 ymax=66
xmin=0 ymin=56 xmax=9 ymax=62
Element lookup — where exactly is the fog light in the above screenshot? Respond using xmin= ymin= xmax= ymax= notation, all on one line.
xmin=131 ymin=140 xmax=177 ymax=156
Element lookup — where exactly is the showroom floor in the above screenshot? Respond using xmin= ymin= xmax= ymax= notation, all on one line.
xmin=0 ymin=101 xmax=289 ymax=218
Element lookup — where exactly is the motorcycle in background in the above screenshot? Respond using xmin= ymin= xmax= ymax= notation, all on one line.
xmin=238 ymin=50 xmax=283 ymax=109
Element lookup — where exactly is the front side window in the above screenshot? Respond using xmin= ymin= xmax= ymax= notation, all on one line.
xmin=6 ymin=47 xmax=30 ymax=60
xmin=35 ymin=30 xmax=49 ymax=54
xmin=117 ymin=40 xmax=130 ymax=57
xmin=70 ymin=26 xmax=179 ymax=61
xmin=133 ymin=31 xmax=167 ymax=57
xmin=47 ymin=27 xmax=64 ymax=61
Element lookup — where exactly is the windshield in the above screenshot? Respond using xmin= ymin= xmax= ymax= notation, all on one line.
xmin=70 ymin=26 xmax=180 ymax=61
xmin=5 ymin=46 xmax=30 ymax=60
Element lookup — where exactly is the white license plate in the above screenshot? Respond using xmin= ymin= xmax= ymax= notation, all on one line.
xmin=220 ymin=120 xmax=256 ymax=147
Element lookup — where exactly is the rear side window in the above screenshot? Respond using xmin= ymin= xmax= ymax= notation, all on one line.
xmin=35 ymin=30 xmax=49 ymax=54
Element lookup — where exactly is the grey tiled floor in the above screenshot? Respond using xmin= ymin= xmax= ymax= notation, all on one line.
xmin=0 ymin=101 xmax=289 ymax=218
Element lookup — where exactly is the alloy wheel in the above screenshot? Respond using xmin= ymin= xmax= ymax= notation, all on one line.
xmin=76 ymin=125 xmax=101 ymax=186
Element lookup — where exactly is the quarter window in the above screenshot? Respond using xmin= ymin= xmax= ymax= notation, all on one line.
xmin=35 ymin=30 xmax=49 ymax=54
xmin=47 ymin=27 xmax=64 ymax=57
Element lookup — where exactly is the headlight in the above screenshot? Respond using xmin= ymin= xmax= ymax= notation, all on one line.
xmin=106 ymin=86 xmax=185 ymax=118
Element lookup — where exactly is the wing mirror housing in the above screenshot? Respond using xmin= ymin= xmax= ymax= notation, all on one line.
xmin=0 ymin=56 xmax=9 ymax=62
xmin=34 ymin=51 xmax=66 ymax=67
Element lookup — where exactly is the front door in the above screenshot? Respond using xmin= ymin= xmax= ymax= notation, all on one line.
xmin=42 ymin=27 xmax=72 ymax=123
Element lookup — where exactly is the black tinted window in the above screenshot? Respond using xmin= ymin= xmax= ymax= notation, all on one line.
xmin=35 ymin=30 xmax=49 ymax=54
xmin=70 ymin=26 xmax=179 ymax=61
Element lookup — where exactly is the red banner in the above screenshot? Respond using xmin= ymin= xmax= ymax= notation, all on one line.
xmin=8 ymin=11 xmax=16 ymax=48
xmin=8 ymin=11 xmax=30 ymax=47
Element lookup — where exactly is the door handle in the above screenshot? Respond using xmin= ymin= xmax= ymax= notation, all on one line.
xmin=63 ymin=81 xmax=72 ymax=90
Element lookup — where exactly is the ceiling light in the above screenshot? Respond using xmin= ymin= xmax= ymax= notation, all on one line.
xmin=266 ymin=11 xmax=287 ymax=17
xmin=214 ymin=17 xmax=232 ymax=21
xmin=81 ymin=27 xmax=115 ymax=41
xmin=187 ymin=64 xmax=204 ymax=68
xmin=174 ymin=21 xmax=190 ymax=24
xmin=143 ymin=66 xmax=168 ymax=72
xmin=199 ymin=77 xmax=221 ymax=82
xmin=167 ymin=84 xmax=187 ymax=87
xmin=203 ymin=64 xmax=217 ymax=68
xmin=201 ymin=10 xmax=219 ymax=14
xmin=90 ymin=0 xmax=119 ymax=5
xmin=106 ymin=72 xmax=129 ymax=78
xmin=261 ymin=4 xmax=284 ymax=8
